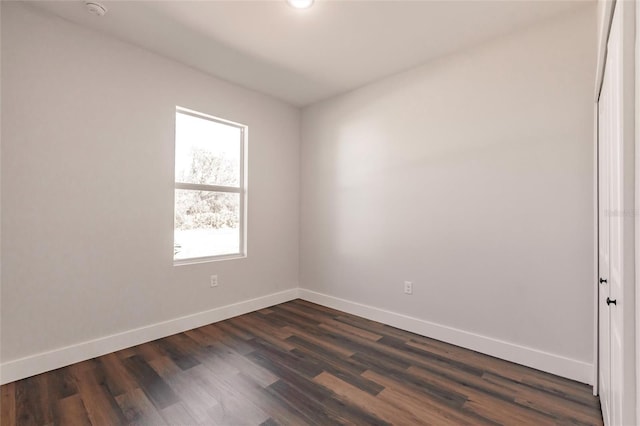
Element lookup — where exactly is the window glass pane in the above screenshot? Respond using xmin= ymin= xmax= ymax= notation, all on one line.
xmin=174 ymin=189 xmax=240 ymax=259
xmin=175 ymin=112 xmax=241 ymax=187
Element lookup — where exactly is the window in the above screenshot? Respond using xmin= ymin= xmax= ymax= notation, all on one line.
xmin=174 ymin=107 xmax=246 ymax=263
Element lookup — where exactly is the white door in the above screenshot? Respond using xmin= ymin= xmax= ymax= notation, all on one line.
xmin=602 ymin=15 xmax=624 ymax=422
xmin=597 ymin=2 xmax=636 ymax=425
xmin=597 ymin=68 xmax=611 ymax=424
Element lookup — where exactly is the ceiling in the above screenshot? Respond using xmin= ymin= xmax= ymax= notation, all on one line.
xmin=30 ymin=0 xmax=588 ymax=106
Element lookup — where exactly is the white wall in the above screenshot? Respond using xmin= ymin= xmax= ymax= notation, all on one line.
xmin=300 ymin=5 xmax=596 ymax=373
xmin=1 ymin=2 xmax=299 ymax=364
xmin=1 ymin=0 xmax=600 ymax=386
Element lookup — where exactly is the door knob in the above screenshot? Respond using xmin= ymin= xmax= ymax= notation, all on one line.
xmin=600 ymin=278 xmax=607 ymax=284
xmin=606 ymin=297 xmax=617 ymax=306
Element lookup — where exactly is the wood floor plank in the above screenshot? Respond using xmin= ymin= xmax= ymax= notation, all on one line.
xmin=314 ymin=371 xmax=428 ymax=426
xmin=114 ymin=346 xmax=137 ymax=360
xmin=154 ymin=334 xmax=202 ymax=371
xmin=193 ymin=322 xmax=255 ymax=355
xmin=54 ymin=395 xmax=92 ymax=426
xmin=159 ymin=401 xmax=197 ymax=425
xmin=1 ymin=382 xmax=16 ymax=425
xmin=98 ymin=353 xmax=138 ymax=398
xmin=323 ymin=318 xmax=384 ymax=341
xmin=281 ymin=299 xmax=332 ymax=316
xmin=0 ymin=299 xmax=602 ymax=426
xmin=233 ymin=315 xmax=296 ymax=350
xmin=406 ymin=363 xmax=521 ymax=406
xmin=360 ymin=356 xmax=469 ymax=409
xmin=208 ymin=342 xmax=279 ymax=388
xmin=265 ymin=379 xmax=340 ymax=424
xmin=406 ymin=339 xmax=534 ymax=384
xmin=148 ymin=356 xmax=221 ymax=423
xmin=282 ymin=325 xmax=356 ymax=358
xmin=376 ymin=385 xmax=477 ymax=426
xmin=246 ymin=345 xmax=389 ymax=425
xmin=286 ymin=336 xmax=383 ymax=396
xmin=247 ymin=350 xmax=332 ymax=401
xmin=271 ymin=303 xmax=325 ymax=324
xmin=333 ymin=314 xmax=413 ymax=343
xmin=122 ymin=355 xmax=180 ymax=410
xmin=230 ymin=372 xmax=312 ymax=426
xmin=462 ymin=391 xmax=558 ymax=426
xmin=14 ymin=377 xmax=42 ymax=426
xmin=376 ymin=335 xmax=486 ymax=377
xmin=482 ymin=372 xmax=603 ymax=425
xmin=178 ymin=331 xmax=253 ymax=383
xmin=115 ymin=388 xmax=168 ymax=426
xmin=521 ymin=371 xmax=599 ymax=405
xmin=248 ymin=337 xmax=325 ymax=379
xmin=125 ymin=342 xmax=166 ymax=364
xmin=48 ymin=368 xmax=78 ymax=401
xmin=184 ymin=365 xmax=271 ymax=425
xmin=215 ymin=320 xmax=255 ymax=341
xmin=69 ymin=363 xmax=127 ymax=425
xmin=291 ymin=299 xmax=345 ymax=317
xmin=286 ymin=334 xmax=366 ymax=374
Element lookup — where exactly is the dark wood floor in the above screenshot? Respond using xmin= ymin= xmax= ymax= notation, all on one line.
xmin=1 ymin=299 xmax=602 ymax=425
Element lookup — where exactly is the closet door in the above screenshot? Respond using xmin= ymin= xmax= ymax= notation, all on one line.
xmin=604 ymin=9 xmax=624 ymax=423
xmin=597 ymin=1 xmax=636 ymax=425
xmin=597 ymin=67 xmax=611 ymax=424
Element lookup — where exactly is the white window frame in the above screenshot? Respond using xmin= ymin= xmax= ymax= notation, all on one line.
xmin=173 ymin=106 xmax=247 ymax=265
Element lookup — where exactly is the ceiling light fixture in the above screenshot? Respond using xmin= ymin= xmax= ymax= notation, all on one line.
xmin=287 ymin=0 xmax=314 ymax=9
xmin=84 ymin=1 xmax=108 ymax=17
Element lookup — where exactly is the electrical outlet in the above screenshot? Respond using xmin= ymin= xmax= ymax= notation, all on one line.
xmin=210 ymin=275 xmax=218 ymax=287
xmin=404 ymin=281 xmax=413 ymax=295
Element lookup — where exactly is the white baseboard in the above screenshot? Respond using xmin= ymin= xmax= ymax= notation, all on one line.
xmin=1 ymin=287 xmax=593 ymax=386
xmin=299 ymin=288 xmax=593 ymax=385
xmin=0 ymin=288 xmax=299 ymax=385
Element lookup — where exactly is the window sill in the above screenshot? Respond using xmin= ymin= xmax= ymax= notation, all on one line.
xmin=173 ymin=253 xmax=246 ymax=266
